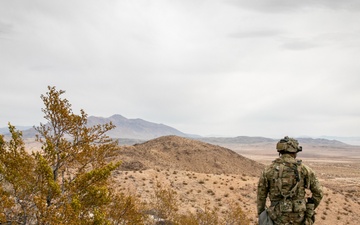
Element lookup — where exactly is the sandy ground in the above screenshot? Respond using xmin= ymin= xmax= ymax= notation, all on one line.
xmin=22 ymin=138 xmax=360 ymax=224
xmin=112 ymin=161 xmax=360 ymax=225
xmin=225 ymin=143 xmax=360 ymax=225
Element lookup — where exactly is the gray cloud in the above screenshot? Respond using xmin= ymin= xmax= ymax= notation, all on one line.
xmin=226 ymin=0 xmax=360 ymax=13
xmin=229 ymin=29 xmax=283 ymax=39
xmin=280 ymin=39 xmax=321 ymax=50
xmin=0 ymin=0 xmax=359 ymax=138
xmin=0 ymin=21 xmax=12 ymax=39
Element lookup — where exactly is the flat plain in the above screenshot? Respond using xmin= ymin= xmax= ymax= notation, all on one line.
xmin=219 ymin=141 xmax=360 ymax=225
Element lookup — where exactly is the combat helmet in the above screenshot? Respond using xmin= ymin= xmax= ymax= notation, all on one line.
xmin=276 ymin=136 xmax=302 ymax=153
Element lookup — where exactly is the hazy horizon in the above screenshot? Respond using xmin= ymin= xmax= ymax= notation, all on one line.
xmin=1 ymin=114 xmax=360 ymax=146
xmin=1 ymin=1 xmax=359 ymax=138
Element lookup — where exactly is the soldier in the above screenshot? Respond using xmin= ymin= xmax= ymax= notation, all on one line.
xmin=257 ymin=136 xmax=323 ymax=225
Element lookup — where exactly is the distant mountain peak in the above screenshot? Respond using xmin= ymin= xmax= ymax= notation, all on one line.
xmin=2 ymin=114 xmax=192 ymax=140
xmin=86 ymin=115 xmax=190 ymax=140
xmin=109 ymin=114 xmax=127 ymax=120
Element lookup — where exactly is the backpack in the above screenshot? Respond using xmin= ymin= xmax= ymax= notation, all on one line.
xmin=276 ymin=160 xmax=301 ymax=199
xmin=268 ymin=159 xmax=307 ymax=213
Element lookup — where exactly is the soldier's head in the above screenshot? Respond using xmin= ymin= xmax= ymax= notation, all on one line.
xmin=276 ymin=136 xmax=302 ymax=157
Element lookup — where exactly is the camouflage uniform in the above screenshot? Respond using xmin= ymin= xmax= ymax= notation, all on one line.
xmin=257 ymin=137 xmax=323 ymax=225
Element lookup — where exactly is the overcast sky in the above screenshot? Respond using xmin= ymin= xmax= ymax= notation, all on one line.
xmin=1 ymin=0 xmax=360 ymax=138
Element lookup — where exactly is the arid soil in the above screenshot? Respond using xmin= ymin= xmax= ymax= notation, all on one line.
xmin=210 ymin=142 xmax=360 ymax=225
xmin=112 ymin=137 xmax=360 ymax=225
xmin=24 ymin=135 xmax=360 ymax=224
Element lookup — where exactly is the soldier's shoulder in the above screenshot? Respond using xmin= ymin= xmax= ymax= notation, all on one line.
xmin=262 ymin=161 xmax=279 ymax=175
xmin=299 ymin=162 xmax=316 ymax=175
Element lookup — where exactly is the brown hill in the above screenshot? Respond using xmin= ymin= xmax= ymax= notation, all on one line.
xmin=111 ymin=136 xmax=360 ymax=224
xmin=116 ymin=135 xmax=264 ymax=176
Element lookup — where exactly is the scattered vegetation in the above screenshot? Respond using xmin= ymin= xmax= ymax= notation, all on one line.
xmin=4 ymin=86 xmax=358 ymax=224
xmin=0 ymin=86 xmax=251 ymax=225
xmin=0 ymin=86 xmax=141 ymax=224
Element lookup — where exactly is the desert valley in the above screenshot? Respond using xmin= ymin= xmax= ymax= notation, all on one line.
xmin=109 ymin=135 xmax=360 ymax=225
xmin=5 ymin=115 xmax=360 ymax=224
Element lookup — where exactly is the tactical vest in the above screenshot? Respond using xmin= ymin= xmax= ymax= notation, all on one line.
xmin=267 ymin=159 xmax=307 ymax=213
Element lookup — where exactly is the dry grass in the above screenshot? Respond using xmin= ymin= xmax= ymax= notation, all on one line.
xmin=25 ymin=136 xmax=360 ymax=224
xmin=226 ymin=142 xmax=360 ymax=225
xmin=112 ymin=168 xmax=259 ymax=223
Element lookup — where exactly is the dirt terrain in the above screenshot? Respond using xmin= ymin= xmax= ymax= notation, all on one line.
xmin=111 ymin=136 xmax=360 ymax=225
xmin=202 ymin=141 xmax=360 ymax=225
xmin=23 ymin=135 xmax=360 ymax=224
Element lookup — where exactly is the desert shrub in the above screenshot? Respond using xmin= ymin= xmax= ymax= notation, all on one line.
xmin=221 ymin=201 xmax=250 ymax=225
xmin=175 ymin=201 xmax=219 ymax=225
xmin=207 ymin=189 xmax=215 ymax=196
xmin=175 ymin=213 xmax=199 ymax=225
xmin=107 ymin=192 xmax=145 ymax=224
xmin=0 ymin=86 xmax=253 ymax=225
xmin=148 ymin=182 xmax=179 ymax=221
xmin=0 ymin=86 xmax=146 ymax=224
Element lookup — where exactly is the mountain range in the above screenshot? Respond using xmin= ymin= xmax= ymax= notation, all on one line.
xmin=0 ymin=114 xmax=196 ymax=140
xmin=86 ymin=114 xmax=195 ymax=140
xmin=1 ymin=114 xmax=359 ymax=146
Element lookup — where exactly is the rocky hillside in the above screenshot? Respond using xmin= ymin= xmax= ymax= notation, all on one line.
xmin=116 ymin=135 xmax=264 ymax=176
xmin=111 ymin=135 xmax=360 ymax=225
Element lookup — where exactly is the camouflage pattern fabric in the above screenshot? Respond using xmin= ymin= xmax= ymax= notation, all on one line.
xmin=257 ymin=154 xmax=323 ymax=225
